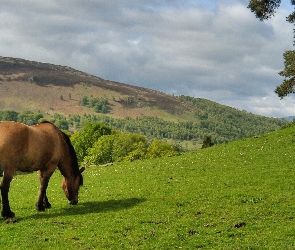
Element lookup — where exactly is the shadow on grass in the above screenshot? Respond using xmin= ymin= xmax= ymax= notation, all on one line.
xmin=24 ymin=197 xmax=147 ymax=220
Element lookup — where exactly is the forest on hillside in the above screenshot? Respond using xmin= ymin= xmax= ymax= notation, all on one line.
xmin=179 ymin=96 xmax=287 ymax=142
xmin=0 ymin=103 xmax=287 ymax=146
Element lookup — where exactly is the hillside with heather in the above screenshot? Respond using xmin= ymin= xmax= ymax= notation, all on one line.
xmin=0 ymin=56 xmax=193 ymax=120
xmin=0 ymin=56 xmax=288 ymax=146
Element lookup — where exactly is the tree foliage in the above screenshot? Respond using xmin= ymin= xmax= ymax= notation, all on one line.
xmin=66 ymin=101 xmax=285 ymax=145
xmin=79 ymin=96 xmax=109 ymax=113
xmin=0 ymin=106 xmax=287 ymax=148
xmin=146 ymin=139 xmax=177 ymax=159
xmin=275 ymin=50 xmax=295 ymax=98
xmin=112 ymin=133 xmax=148 ymax=162
xmin=71 ymin=122 xmax=112 ymax=163
xmin=46 ymin=113 xmax=69 ymax=130
xmin=0 ymin=110 xmax=43 ymax=124
xmin=248 ymin=0 xmax=281 ymax=21
xmin=0 ymin=110 xmax=19 ymax=122
xmin=248 ymin=0 xmax=295 ymax=98
xmin=201 ymin=135 xmax=214 ymax=149
xmin=0 ymin=108 xmax=288 ymax=164
xmin=81 ymin=131 xmax=179 ymax=165
xmin=84 ymin=135 xmax=115 ymax=165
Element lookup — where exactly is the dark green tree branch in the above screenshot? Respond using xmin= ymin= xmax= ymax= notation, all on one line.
xmin=248 ymin=0 xmax=281 ymax=20
xmin=248 ymin=0 xmax=295 ymax=98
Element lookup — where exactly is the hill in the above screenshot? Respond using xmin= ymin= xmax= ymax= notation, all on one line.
xmin=0 ymin=56 xmax=193 ymax=120
xmin=0 ymin=56 xmax=288 ymax=145
xmin=284 ymin=116 xmax=295 ymax=121
xmin=1 ymin=124 xmax=295 ymax=249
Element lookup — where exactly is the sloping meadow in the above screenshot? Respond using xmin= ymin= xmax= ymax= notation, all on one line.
xmin=0 ymin=125 xmax=295 ymax=249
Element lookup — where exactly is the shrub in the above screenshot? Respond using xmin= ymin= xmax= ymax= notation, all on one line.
xmin=84 ymin=135 xmax=115 ymax=165
xmin=146 ymin=139 xmax=178 ymax=158
xmin=112 ymin=133 xmax=148 ymax=162
xmin=71 ymin=122 xmax=112 ymax=163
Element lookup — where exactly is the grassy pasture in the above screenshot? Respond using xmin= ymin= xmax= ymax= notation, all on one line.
xmin=1 ymin=126 xmax=295 ymax=249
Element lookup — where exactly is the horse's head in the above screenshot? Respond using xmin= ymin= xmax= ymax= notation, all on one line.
xmin=59 ymin=130 xmax=86 ymax=205
xmin=62 ymin=167 xmax=85 ymax=205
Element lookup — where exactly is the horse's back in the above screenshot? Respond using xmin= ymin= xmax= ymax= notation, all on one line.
xmin=28 ymin=122 xmax=65 ymax=165
xmin=0 ymin=121 xmax=64 ymax=172
xmin=0 ymin=121 xmax=28 ymax=155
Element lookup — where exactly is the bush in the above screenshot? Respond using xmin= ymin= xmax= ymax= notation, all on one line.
xmin=112 ymin=133 xmax=148 ymax=162
xmin=75 ymin=126 xmax=179 ymax=165
xmin=147 ymin=139 xmax=178 ymax=158
xmin=202 ymin=135 xmax=214 ymax=148
xmin=71 ymin=122 xmax=112 ymax=163
xmin=84 ymin=135 xmax=115 ymax=165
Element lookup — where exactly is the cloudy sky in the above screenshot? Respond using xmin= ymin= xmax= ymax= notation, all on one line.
xmin=1 ymin=0 xmax=295 ymax=118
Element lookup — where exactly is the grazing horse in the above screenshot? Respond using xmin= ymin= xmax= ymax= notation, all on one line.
xmin=0 ymin=121 xmax=84 ymax=218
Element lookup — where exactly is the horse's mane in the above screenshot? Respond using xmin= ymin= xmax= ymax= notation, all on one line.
xmin=38 ymin=121 xmax=83 ymax=185
xmin=59 ymin=130 xmax=83 ymax=185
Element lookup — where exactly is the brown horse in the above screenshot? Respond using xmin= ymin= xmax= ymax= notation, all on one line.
xmin=0 ymin=121 xmax=84 ymax=218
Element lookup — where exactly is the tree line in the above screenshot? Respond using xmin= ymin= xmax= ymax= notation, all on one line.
xmin=0 ymin=107 xmax=288 ymax=164
xmin=179 ymin=96 xmax=287 ymax=143
xmin=0 ymin=101 xmax=287 ymax=148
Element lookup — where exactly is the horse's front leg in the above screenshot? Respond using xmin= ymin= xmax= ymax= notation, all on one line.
xmin=0 ymin=172 xmax=15 ymax=218
xmin=36 ymin=170 xmax=53 ymax=211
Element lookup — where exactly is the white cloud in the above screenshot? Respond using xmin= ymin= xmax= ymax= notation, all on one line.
xmin=0 ymin=0 xmax=294 ymax=117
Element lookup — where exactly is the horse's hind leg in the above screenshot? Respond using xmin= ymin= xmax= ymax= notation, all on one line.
xmin=0 ymin=172 xmax=15 ymax=218
xmin=36 ymin=169 xmax=54 ymax=211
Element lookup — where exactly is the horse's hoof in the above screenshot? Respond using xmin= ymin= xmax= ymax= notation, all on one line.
xmin=36 ymin=207 xmax=45 ymax=212
xmin=1 ymin=210 xmax=15 ymax=218
xmin=36 ymin=203 xmax=46 ymax=212
xmin=43 ymin=202 xmax=51 ymax=209
xmin=68 ymin=200 xmax=78 ymax=205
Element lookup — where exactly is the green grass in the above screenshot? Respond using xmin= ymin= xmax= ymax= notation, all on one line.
xmin=1 ymin=126 xmax=295 ymax=249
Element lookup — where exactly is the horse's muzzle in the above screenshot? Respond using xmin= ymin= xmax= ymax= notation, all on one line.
xmin=68 ymin=200 xmax=78 ymax=205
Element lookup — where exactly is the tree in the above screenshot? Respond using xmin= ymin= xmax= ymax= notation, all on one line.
xmin=248 ymin=0 xmax=282 ymax=21
xmin=0 ymin=110 xmax=18 ymax=121
xmin=112 ymin=133 xmax=148 ymax=162
xmin=17 ymin=111 xmax=43 ymax=124
xmin=123 ymin=141 xmax=147 ymax=162
xmin=80 ymin=96 xmax=89 ymax=106
xmin=71 ymin=122 xmax=112 ymax=163
xmin=84 ymin=135 xmax=115 ymax=165
xmin=146 ymin=139 xmax=177 ymax=159
xmin=248 ymin=0 xmax=295 ymax=98
xmin=275 ymin=50 xmax=295 ymax=98
xmin=54 ymin=119 xmax=69 ymax=130
xmin=201 ymin=135 xmax=214 ymax=149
